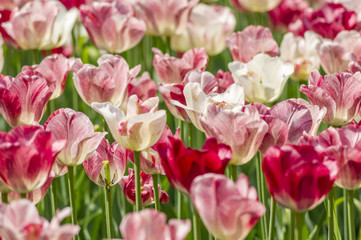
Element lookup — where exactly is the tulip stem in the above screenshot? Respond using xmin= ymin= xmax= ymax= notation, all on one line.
xmin=177 ymin=191 xmax=182 ymax=219
xmin=50 ymin=179 xmax=58 ymax=216
xmin=104 ymin=186 xmax=113 ymax=239
xmin=293 ymin=211 xmax=304 ymax=240
xmin=347 ymin=190 xmax=355 ymax=240
xmin=67 ymin=166 xmax=79 ymax=240
xmin=20 ymin=192 xmax=26 ymax=199
xmin=152 ymin=174 xmax=160 ymax=211
xmin=230 ymin=165 xmax=238 ymax=181
xmin=191 ymin=202 xmax=201 ymax=240
xmin=1 ymin=193 xmax=7 ymax=203
xmin=256 ymin=152 xmax=267 ymax=238
xmin=328 ymin=188 xmax=334 ymax=240
xmin=343 ymin=189 xmax=348 ymax=240
xmin=268 ymin=198 xmax=276 ymax=240
xmin=134 ymin=151 xmax=142 ymax=211
xmin=188 ymin=122 xmax=194 ymax=148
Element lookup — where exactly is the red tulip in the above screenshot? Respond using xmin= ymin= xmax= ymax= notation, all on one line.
xmin=157 ymin=137 xmax=232 ymax=194
xmin=263 ymin=144 xmax=338 ymax=212
xmin=119 ymin=169 xmax=169 ymax=207
xmin=0 ymin=125 xmax=65 ymax=193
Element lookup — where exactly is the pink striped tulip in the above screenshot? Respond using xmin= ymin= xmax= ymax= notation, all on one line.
xmin=73 ymin=55 xmax=141 ymax=109
xmin=0 ymin=125 xmax=65 ymax=193
xmin=83 ymin=138 xmax=128 ymax=187
xmin=300 ymin=70 xmax=361 ymax=126
xmin=22 ymin=54 xmax=74 ymax=100
xmin=132 ymin=0 xmax=198 ymax=37
xmin=127 ymin=72 xmax=157 ymax=104
xmin=226 ymin=25 xmax=279 ymax=63
xmin=92 ymin=95 xmax=167 ymax=151
xmin=2 ymin=0 xmax=77 ymax=50
xmin=120 ymin=209 xmax=191 ymax=240
xmin=191 ymin=173 xmax=265 ymax=240
xmin=44 ymin=108 xmax=106 ymax=166
xmin=80 ymin=0 xmax=146 ymax=53
xmin=263 ymin=144 xmax=338 ymax=212
xmin=119 ymin=169 xmax=169 ymax=207
xmin=0 ymin=199 xmax=80 ymax=240
xmin=0 ymin=71 xmax=54 ymax=127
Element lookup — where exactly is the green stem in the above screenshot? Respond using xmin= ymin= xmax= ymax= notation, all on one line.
xmin=188 ymin=122 xmax=194 ymax=148
xmin=256 ymin=152 xmax=266 ymax=238
xmin=152 ymin=174 xmax=160 ymax=211
xmin=104 ymin=187 xmax=113 ymax=239
xmin=67 ymin=166 xmax=79 ymax=240
xmin=230 ymin=165 xmax=238 ymax=181
xmin=50 ymin=179 xmax=58 ymax=217
xmin=347 ymin=190 xmax=355 ymax=240
xmin=290 ymin=211 xmax=295 ymax=240
xmin=192 ymin=203 xmax=201 ymax=240
xmin=328 ymin=188 xmax=334 ymax=240
xmin=134 ymin=151 xmax=142 ymax=211
xmin=177 ymin=191 xmax=182 ymax=219
xmin=165 ymin=36 xmax=172 ymax=55
xmin=293 ymin=211 xmax=304 ymax=240
xmin=20 ymin=192 xmax=27 ymax=199
xmin=344 ymin=189 xmax=349 ymax=240
xmin=1 ymin=193 xmax=7 ymax=203
xmin=268 ymin=198 xmax=276 ymax=240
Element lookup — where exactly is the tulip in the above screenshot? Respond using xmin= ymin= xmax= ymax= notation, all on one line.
xmin=153 ymin=47 xmax=208 ymax=84
xmin=200 ymin=104 xmax=268 ymax=165
xmin=120 ymin=209 xmax=191 ymax=240
xmin=226 ymin=25 xmax=279 ymax=63
xmin=0 ymin=36 xmax=3 ymax=73
xmin=2 ymin=0 xmax=77 ymax=50
xmin=0 ymin=70 xmax=54 ymax=127
xmin=119 ymin=168 xmax=169 ymax=207
xmin=289 ymin=3 xmax=357 ymax=39
xmin=280 ymin=31 xmax=322 ymax=81
xmin=0 ymin=199 xmax=80 ymax=240
xmin=72 ymin=54 xmax=141 ymax=109
xmin=79 ymin=0 xmax=146 ymax=53
xmin=0 ymin=0 xmax=29 ymax=10
xmin=0 ymin=125 xmax=65 ymax=193
xmin=92 ymin=95 xmax=167 ymax=152
xmin=22 ymin=54 xmax=74 ymax=100
xmin=191 ymin=173 xmax=265 ymax=240
xmin=229 ymin=53 xmax=294 ymax=104
xmin=231 ymin=0 xmax=282 ymax=12
xmin=83 ymin=138 xmax=128 ymax=187
xmin=44 ymin=108 xmax=106 ymax=167
xmin=317 ymin=30 xmax=361 ymax=74
xmin=349 ymin=54 xmax=361 ymax=74
xmin=127 ymin=72 xmax=157 ymax=104
xmin=171 ymin=4 xmax=236 ymax=56
xmin=59 ymin=0 xmax=88 ymax=10
xmin=263 ymin=144 xmax=338 ymax=212
xmin=132 ymin=0 xmax=198 ymax=37
xmin=300 ymin=70 xmax=361 ymax=126
xmin=157 ymin=136 xmax=231 ymax=194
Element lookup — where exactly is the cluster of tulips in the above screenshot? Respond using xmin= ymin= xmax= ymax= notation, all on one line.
xmin=1 ymin=0 xmax=361 ymax=239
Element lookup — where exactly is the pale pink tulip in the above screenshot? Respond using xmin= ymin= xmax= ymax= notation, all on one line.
xmin=72 ymin=55 xmax=141 ymax=109
xmin=2 ymin=0 xmax=77 ymax=50
xmin=120 ymin=209 xmax=191 ymax=240
xmin=83 ymin=138 xmax=128 ymax=187
xmin=232 ymin=0 xmax=282 ymax=12
xmin=226 ymin=25 xmax=279 ymax=63
xmin=92 ymin=95 xmax=167 ymax=151
xmin=191 ymin=173 xmax=265 ymax=240
xmin=22 ymin=54 xmax=74 ymax=100
xmin=171 ymin=4 xmax=236 ymax=56
xmin=44 ymin=108 xmax=106 ymax=166
xmin=0 ymin=70 xmax=54 ymax=127
xmin=127 ymin=72 xmax=157 ymax=103
xmin=132 ymin=0 xmax=198 ymax=37
xmin=80 ymin=0 xmax=146 ymax=53
xmin=0 ymin=0 xmax=30 ymax=10
xmin=0 ymin=199 xmax=80 ymax=240
xmin=300 ymin=70 xmax=361 ymax=126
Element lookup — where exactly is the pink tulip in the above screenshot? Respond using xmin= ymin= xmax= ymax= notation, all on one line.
xmin=157 ymin=136 xmax=232 ymax=194
xmin=0 ymin=199 xmax=80 ymax=240
xmin=201 ymin=104 xmax=268 ymax=165
xmin=0 ymin=125 xmax=65 ymax=193
xmin=83 ymin=138 xmax=128 ymax=187
xmin=263 ymin=144 xmax=338 ymax=212
xmin=0 ymin=70 xmax=54 ymax=127
xmin=92 ymin=95 xmax=167 ymax=151
xmin=153 ymin=48 xmax=209 ymax=84
xmin=300 ymin=70 xmax=361 ymax=126
xmin=120 ymin=209 xmax=191 ymax=240
xmin=44 ymin=108 xmax=106 ymax=166
xmin=226 ymin=25 xmax=279 ymax=63
xmin=52 ymin=162 xmax=68 ymax=178
xmin=231 ymin=0 xmax=282 ymax=12
xmin=22 ymin=54 xmax=74 ymax=100
xmin=0 ymin=0 xmax=29 ymax=10
xmin=127 ymin=72 xmax=157 ymax=103
xmin=171 ymin=4 xmax=236 ymax=56
xmin=2 ymin=0 xmax=77 ymax=50
xmin=191 ymin=173 xmax=265 ymax=240
xmin=349 ymin=54 xmax=361 ymax=74
xmin=80 ymin=0 xmax=146 ymax=53
xmin=132 ymin=0 xmax=198 ymax=37
xmin=73 ymin=54 xmax=141 ymax=109
xmin=119 ymin=168 xmax=169 ymax=207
